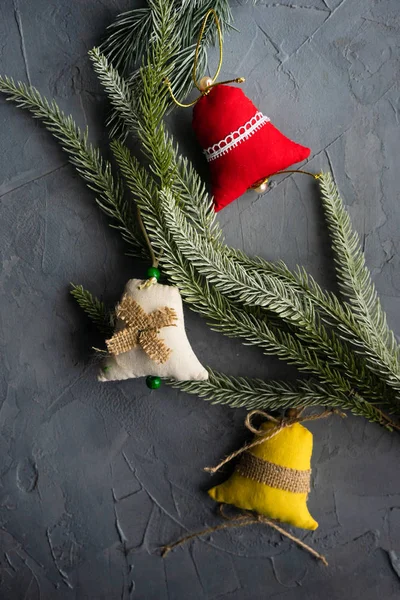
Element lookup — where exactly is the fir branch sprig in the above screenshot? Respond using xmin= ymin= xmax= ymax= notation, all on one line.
xmin=102 ymin=8 xmax=153 ymax=73
xmin=101 ymin=0 xmax=234 ymax=99
xmin=70 ymin=284 xmax=114 ymax=336
xmin=224 ymin=246 xmax=395 ymax=404
xmin=170 ymin=369 xmax=397 ymax=431
xmin=89 ymin=47 xmax=220 ymax=245
xmin=157 ymin=189 xmax=387 ymax=401
xmin=169 ymin=368 xmax=344 ymax=411
xmin=319 ymin=173 xmax=400 ymax=389
xmin=89 ymin=48 xmax=138 ymax=133
xmin=228 ymin=219 xmax=400 ymax=398
xmin=0 ymin=76 xmax=146 ymax=260
xmin=131 ymin=111 xmax=396 ymax=405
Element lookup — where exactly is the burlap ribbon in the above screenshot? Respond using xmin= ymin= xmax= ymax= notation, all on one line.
xmin=236 ymin=452 xmax=311 ymax=494
xmin=106 ymin=294 xmax=177 ymax=364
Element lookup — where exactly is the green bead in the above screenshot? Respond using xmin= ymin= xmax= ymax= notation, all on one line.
xmin=146 ymin=376 xmax=161 ymax=389
xmin=146 ymin=266 xmax=161 ymax=281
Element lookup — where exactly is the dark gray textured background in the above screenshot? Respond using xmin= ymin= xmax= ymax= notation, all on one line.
xmin=0 ymin=0 xmax=399 ymax=598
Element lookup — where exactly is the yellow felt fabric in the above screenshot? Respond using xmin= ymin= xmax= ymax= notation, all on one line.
xmin=208 ymin=422 xmax=318 ymax=530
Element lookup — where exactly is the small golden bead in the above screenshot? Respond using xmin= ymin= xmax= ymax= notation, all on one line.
xmin=254 ymin=180 xmax=268 ymax=193
xmin=199 ymin=76 xmax=213 ymax=92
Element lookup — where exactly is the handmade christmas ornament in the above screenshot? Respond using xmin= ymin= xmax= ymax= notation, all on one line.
xmin=161 ymin=409 xmax=342 ymax=565
xmin=207 ymin=409 xmax=319 ymax=530
xmin=99 ymin=270 xmax=208 ymax=384
xmin=165 ymin=9 xmax=311 ymax=212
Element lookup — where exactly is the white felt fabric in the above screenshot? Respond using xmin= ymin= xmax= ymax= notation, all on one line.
xmin=99 ymin=279 xmax=208 ymax=382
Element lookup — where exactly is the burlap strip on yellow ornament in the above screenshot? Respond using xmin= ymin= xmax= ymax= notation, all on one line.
xmin=106 ymin=294 xmax=177 ymax=364
xmin=236 ymin=452 xmax=311 ymax=494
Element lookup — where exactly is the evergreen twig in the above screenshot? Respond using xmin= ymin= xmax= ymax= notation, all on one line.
xmin=169 ymin=369 xmax=398 ymax=431
xmin=70 ymin=284 xmax=114 ymax=336
xmin=319 ymin=173 xmax=400 ymax=390
xmin=0 ymin=76 xmax=146 ymax=260
xmin=100 ymin=0 xmax=235 ymax=138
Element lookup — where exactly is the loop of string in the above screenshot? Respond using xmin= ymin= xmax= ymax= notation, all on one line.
xmin=204 ymin=407 xmax=346 ymax=475
xmin=193 ymin=8 xmax=223 ymax=91
xmin=164 ymin=9 xmax=245 ymax=108
xmin=136 ymin=205 xmax=163 ymax=288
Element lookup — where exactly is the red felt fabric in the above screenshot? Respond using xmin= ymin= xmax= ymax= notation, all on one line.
xmin=192 ymin=85 xmax=311 ymax=211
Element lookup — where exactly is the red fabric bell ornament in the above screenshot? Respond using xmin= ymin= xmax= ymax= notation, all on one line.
xmin=192 ymin=84 xmax=311 ymax=211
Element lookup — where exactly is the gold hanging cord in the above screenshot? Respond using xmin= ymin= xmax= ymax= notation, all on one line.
xmin=165 ymin=9 xmax=245 ymax=108
xmin=250 ymin=170 xmax=321 ymax=190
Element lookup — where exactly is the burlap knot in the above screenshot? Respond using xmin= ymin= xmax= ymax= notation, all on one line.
xmin=106 ymin=294 xmax=177 ymax=364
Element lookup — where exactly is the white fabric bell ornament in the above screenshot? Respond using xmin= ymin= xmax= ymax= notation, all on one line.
xmin=99 ymin=275 xmax=208 ymax=384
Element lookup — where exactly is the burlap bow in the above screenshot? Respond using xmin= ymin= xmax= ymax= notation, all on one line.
xmin=106 ymin=294 xmax=177 ymax=364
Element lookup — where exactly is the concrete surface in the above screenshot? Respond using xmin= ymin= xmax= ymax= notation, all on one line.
xmin=0 ymin=0 xmax=400 ymax=598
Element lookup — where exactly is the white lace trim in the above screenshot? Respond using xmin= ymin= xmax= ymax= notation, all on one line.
xmin=203 ymin=111 xmax=270 ymax=162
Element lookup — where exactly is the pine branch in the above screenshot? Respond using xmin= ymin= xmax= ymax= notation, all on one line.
xmin=225 ymin=249 xmax=395 ymax=405
xmin=134 ymin=183 xmax=391 ymax=420
xmin=89 ymin=48 xmax=137 ymax=133
xmin=154 ymin=146 xmax=395 ymax=407
xmin=319 ymin=172 xmax=400 ymax=390
xmin=101 ymin=8 xmax=153 ymax=73
xmin=0 ymin=75 xmax=146 ymax=260
xmin=88 ymin=46 xmax=221 ymax=245
xmin=70 ymin=284 xmax=113 ymax=336
xmin=162 ymin=167 xmax=391 ymax=405
xmin=171 ymin=165 xmax=396 ymax=403
xmin=171 ymin=160 xmax=394 ymax=405
xmin=157 ymin=188 xmax=390 ymax=403
xmin=170 ymin=368 xmax=344 ymax=410
xmin=90 ymin=46 xmax=220 ymax=256
xmin=169 ymin=157 xmax=398 ymax=406
xmin=101 ymin=0 xmax=234 ymax=98
xmin=170 ymin=369 xmax=396 ymax=430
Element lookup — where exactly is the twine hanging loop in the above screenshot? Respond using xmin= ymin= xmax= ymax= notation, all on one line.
xmin=204 ymin=407 xmax=346 ymax=474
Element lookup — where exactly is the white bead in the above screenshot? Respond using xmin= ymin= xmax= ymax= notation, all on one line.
xmin=199 ymin=76 xmax=213 ymax=91
xmin=254 ymin=181 xmax=268 ymax=193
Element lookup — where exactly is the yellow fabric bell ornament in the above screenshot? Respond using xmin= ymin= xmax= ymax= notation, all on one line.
xmin=162 ymin=409 xmax=342 ymax=565
xmin=208 ymin=418 xmax=318 ymax=530
xmin=206 ymin=408 xmax=342 ymax=531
